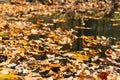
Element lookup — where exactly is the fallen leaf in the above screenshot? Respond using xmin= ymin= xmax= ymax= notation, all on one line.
xmin=0 ymin=73 xmax=17 ymax=80
xmin=98 ymin=72 xmax=109 ymax=80
xmin=71 ymin=52 xmax=89 ymax=61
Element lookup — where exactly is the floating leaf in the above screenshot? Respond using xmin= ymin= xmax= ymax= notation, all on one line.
xmin=53 ymin=18 xmax=66 ymax=23
xmin=112 ymin=23 xmax=120 ymax=27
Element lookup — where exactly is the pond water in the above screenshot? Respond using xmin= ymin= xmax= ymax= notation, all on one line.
xmin=36 ymin=17 xmax=120 ymax=38
xmin=85 ymin=18 xmax=120 ymax=38
xmin=27 ymin=15 xmax=120 ymax=51
xmin=28 ymin=15 xmax=120 ymax=38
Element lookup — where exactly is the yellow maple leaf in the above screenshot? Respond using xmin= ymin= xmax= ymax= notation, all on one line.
xmin=71 ymin=52 xmax=89 ymax=61
xmin=0 ymin=74 xmax=17 ymax=80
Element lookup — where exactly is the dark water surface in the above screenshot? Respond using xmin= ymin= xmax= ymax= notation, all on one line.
xmin=28 ymin=15 xmax=120 ymax=38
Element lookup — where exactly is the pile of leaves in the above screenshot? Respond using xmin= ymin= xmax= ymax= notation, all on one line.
xmin=0 ymin=1 xmax=120 ymax=80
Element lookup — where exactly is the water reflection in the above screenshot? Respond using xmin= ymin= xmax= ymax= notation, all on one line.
xmin=54 ymin=18 xmax=120 ymax=38
xmin=85 ymin=18 xmax=120 ymax=38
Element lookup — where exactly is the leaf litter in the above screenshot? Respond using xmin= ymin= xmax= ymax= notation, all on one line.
xmin=0 ymin=1 xmax=120 ymax=80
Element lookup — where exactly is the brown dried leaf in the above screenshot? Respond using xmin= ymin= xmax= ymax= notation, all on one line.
xmin=98 ymin=72 xmax=109 ymax=80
